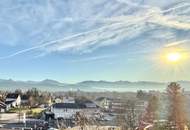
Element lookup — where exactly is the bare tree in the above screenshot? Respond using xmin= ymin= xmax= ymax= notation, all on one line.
xmin=167 ymin=82 xmax=188 ymax=130
xmin=115 ymin=113 xmax=128 ymax=130
xmin=126 ymin=100 xmax=137 ymax=130
xmin=75 ymin=112 xmax=89 ymax=130
xmin=143 ymin=95 xmax=159 ymax=124
xmin=115 ymin=100 xmax=137 ymax=130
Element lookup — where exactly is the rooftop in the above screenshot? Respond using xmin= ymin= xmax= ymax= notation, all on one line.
xmin=95 ymin=97 xmax=113 ymax=101
xmin=5 ymin=100 xmax=15 ymax=105
xmin=6 ymin=93 xmax=20 ymax=99
xmin=52 ymin=103 xmax=86 ymax=109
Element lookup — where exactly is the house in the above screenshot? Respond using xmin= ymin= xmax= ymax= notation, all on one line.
xmin=135 ymin=100 xmax=148 ymax=114
xmin=54 ymin=97 xmax=63 ymax=103
xmin=111 ymin=98 xmax=127 ymax=112
xmin=76 ymin=98 xmax=98 ymax=108
xmin=83 ymin=100 xmax=97 ymax=108
xmin=111 ymin=99 xmax=148 ymax=113
xmin=76 ymin=99 xmax=100 ymax=118
xmin=95 ymin=97 xmax=112 ymax=110
xmin=51 ymin=103 xmax=86 ymax=119
xmin=51 ymin=100 xmax=99 ymax=119
xmin=5 ymin=93 xmax=21 ymax=109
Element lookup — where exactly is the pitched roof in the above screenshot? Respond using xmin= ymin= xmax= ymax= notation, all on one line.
xmin=5 ymin=100 xmax=15 ymax=105
xmin=95 ymin=97 xmax=112 ymax=101
xmin=85 ymin=101 xmax=94 ymax=104
xmin=6 ymin=93 xmax=20 ymax=99
xmin=52 ymin=103 xmax=86 ymax=109
xmin=76 ymin=99 xmax=93 ymax=104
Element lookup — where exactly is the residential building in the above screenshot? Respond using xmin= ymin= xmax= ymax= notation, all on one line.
xmin=95 ymin=97 xmax=112 ymax=110
xmin=54 ymin=98 xmax=63 ymax=103
xmin=51 ymin=103 xmax=85 ymax=119
xmin=111 ymin=98 xmax=127 ymax=112
xmin=50 ymin=99 xmax=99 ymax=119
xmin=83 ymin=100 xmax=97 ymax=108
xmin=5 ymin=93 xmax=21 ymax=109
xmin=135 ymin=100 xmax=148 ymax=114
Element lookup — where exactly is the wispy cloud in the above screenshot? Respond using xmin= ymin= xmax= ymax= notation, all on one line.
xmin=0 ymin=0 xmax=190 ymax=59
xmin=165 ymin=40 xmax=188 ymax=48
xmin=67 ymin=54 xmax=117 ymax=63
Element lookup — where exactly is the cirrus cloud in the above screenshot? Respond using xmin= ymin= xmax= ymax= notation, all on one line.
xmin=0 ymin=0 xmax=190 ymax=59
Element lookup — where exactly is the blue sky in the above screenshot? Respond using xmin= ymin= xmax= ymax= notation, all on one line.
xmin=0 ymin=0 xmax=190 ymax=83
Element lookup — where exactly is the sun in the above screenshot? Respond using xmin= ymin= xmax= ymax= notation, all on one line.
xmin=167 ymin=52 xmax=181 ymax=63
xmin=156 ymin=47 xmax=189 ymax=72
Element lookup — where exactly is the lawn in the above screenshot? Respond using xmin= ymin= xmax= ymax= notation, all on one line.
xmin=7 ymin=107 xmax=44 ymax=118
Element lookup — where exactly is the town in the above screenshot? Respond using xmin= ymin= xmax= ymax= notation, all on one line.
xmin=0 ymin=0 xmax=189 ymax=129
xmin=0 ymin=82 xmax=189 ymax=130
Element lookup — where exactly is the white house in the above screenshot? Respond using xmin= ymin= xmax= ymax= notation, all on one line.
xmin=95 ymin=97 xmax=112 ymax=110
xmin=51 ymin=100 xmax=99 ymax=119
xmin=54 ymin=98 xmax=63 ymax=103
xmin=51 ymin=103 xmax=85 ymax=119
xmin=5 ymin=93 xmax=21 ymax=109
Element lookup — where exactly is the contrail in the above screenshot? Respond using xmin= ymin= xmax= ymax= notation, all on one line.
xmin=0 ymin=16 xmax=145 ymax=60
xmin=0 ymin=2 xmax=190 ymax=60
xmin=0 ymin=21 xmax=126 ymax=60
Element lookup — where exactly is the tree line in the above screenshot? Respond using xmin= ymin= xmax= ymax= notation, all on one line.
xmin=116 ymin=82 xmax=188 ymax=130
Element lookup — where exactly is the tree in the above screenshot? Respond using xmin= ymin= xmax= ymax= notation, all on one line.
xmin=126 ymin=100 xmax=137 ymax=130
xmin=75 ymin=112 xmax=89 ymax=130
xmin=115 ymin=100 xmax=137 ymax=130
xmin=15 ymin=89 xmax=22 ymax=95
xmin=167 ymin=82 xmax=188 ymax=130
xmin=26 ymin=88 xmax=41 ymax=107
xmin=115 ymin=114 xmax=128 ymax=130
xmin=136 ymin=90 xmax=144 ymax=99
xmin=143 ymin=95 xmax=159 ymax=124
xmin=136 ymin=90 xmax=150 ymax=100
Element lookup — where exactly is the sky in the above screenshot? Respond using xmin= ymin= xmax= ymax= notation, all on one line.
xmin=0 ymin=0 xmax=190 ymax=83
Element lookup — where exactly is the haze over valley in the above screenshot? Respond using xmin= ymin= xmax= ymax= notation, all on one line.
xmin=0 ymin=79 xmax=190 ymax=92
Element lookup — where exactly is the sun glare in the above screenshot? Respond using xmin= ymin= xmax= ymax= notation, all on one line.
xmin=167 ymin=52 xmax=181 ymax=63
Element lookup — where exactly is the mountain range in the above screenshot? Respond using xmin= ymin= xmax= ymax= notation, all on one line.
xmin=0 ymin=79 xmax=189 ymax=92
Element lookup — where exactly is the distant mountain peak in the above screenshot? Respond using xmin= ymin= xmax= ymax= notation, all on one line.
xmin=41 ymin=79 xmax=61 ymax=83
xmin=0 ymin=79 xmax=189 ymax=92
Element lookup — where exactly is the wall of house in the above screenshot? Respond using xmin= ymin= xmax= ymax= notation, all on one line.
xmin=16 ymin=95 xmax=21 ymax=106
xmin=52 ymin=108 xmax=81 ymax=119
